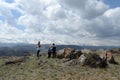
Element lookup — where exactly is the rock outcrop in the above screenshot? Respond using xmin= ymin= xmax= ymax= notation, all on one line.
xmin=83 ymin=53 xmax=108 ymax=68
xmin=57 ymin=48 xmax=82 ymax=59
xmin=5 ymin=57 xmax=25 ymax=65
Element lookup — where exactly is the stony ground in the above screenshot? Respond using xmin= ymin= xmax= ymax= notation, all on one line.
xmin=0 ymin=54 xmax=120 ymax=80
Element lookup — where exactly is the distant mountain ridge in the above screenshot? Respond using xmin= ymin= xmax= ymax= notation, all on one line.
xmin=0 ymin=43 xmax=120 ymax=56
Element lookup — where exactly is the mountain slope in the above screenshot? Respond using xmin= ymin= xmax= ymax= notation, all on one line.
xmin=0 ymin=54 xmax=120 ymax=80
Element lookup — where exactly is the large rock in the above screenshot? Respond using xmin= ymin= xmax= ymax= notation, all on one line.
xmin=5 ymin=57 xmax=25 ymax=65
xmin=79 ymin=54 xmax=86 ymax=62
xmin=57 ymin=48 xmax=74 ymax=59
xmin=56 ymin=49 xmax=65 ymax=59
xmin=109 ymin=48 xmax=120 ymax=54
xmin=107 ymin=51 xmax=118 ymax=64
xmin=83 ymin=53 xmax=108 ymax=68
xmin=69 ymin=50 xmax=83 ymax=60
xmin=64 ymin=48 xmax=75 ymax=58
xmin=57 ymin=48 xmax=82 ymax=59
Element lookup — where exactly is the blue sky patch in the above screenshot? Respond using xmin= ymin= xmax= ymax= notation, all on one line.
xmin=0 ymin=16 xmax=5 ymax=23
xmin=16 ymin=25 xmax=26 ymax=31
xmin=11 ymin=9 xmax=22 ymax=18
xmin=4 ymin=0 xmax=14 ymax=3
xmin=103 ymin=0 xmax=120 ymax=8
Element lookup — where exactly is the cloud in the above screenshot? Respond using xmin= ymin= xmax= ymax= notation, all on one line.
xmin=45 ymin=4 xmax=66 ymax=19
xmin=85 ymin=7 xmax=120 ymax=39
xmin=0 ymin=0 xmax=120 ymax=46
xmin=60 ymin=0 xmax=109 ymax=19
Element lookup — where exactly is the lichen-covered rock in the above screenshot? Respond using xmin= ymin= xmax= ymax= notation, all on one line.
xmin=5 ymin=57 xmax=25 ymax=65
xmin=56 ymin=49 xmax=65 ymax=59
xmin=107 ymin=51 xmax=118 ymax=64
xmin=83 ymin=53 xmax=108 ymax=68
xmin=109 ymin=48 xmax=120 ymax=54
xmin=69 ymin=50 xmax=83 ymax=60
xmin=57 ymin=48 xmax=82 ymax=59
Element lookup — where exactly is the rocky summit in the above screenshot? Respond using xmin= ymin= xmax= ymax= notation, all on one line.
xmin=0 ymin=48 xmax=120 ymax=80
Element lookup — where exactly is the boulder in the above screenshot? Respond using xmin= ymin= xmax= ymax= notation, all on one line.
xmin=64 ymin=48 xmax=75 ymax=58
xmin=108 ymin=56 xmax=118 ymax=64
xmin=79 ymin=54 xmax=86 ymax=62
xmin=100 ymin=50 xmax=118 ymax=65
xmin=56 ymin=48 xmax=74 ymax=59
xmin=110 ymin=48 xmax=120 ymax=54
xmin=69 ymin=50 xmax=83 ymax=60
xmin=5 ymin=57 xmax=25 ymax=65
xmin=83 ymin=53 xmax=108 ymax=68
xmin=57 ymin=48 xmax=82 ymax=59
xmin=107 ymin=51 xmax=118 ymax=64
xmin=56 ymin=49 xmax=65 ymax=59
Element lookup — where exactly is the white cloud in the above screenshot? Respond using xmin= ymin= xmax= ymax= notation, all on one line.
xmin=85 ymin=7 xmax=120 ymax=38
xmin=0 ymin=0 xmax=120 ymax=46
xmin=60 ymin=0 xmax=109 ymax=19
xmin=45 ymin=4 xmax=66 ymax=19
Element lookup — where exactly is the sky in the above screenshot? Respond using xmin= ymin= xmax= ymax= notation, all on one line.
xmin=0 ymin=0 xmax=120 ymax=46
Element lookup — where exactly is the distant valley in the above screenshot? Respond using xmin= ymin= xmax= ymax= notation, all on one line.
xmin=0 ymin=43 xmax=120 ymax=56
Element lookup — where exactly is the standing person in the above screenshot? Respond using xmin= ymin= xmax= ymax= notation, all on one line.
xmin=51 ymin=43 xmax=56 ymax=58
xmin=48 ymin=45 xmax=52 ymax=58
xmin=36 ymin=41 xmax=41 ymax=59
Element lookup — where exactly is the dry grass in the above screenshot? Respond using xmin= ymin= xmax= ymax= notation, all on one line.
xmin=0 ymin=53 xmax=120 ymax=80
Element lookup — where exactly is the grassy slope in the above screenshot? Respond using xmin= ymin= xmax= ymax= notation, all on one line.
xmin=0 ymin=54 xmax=120 ymax=80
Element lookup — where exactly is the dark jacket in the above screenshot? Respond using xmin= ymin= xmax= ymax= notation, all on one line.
xmin=52 ymin=46 xmax=56 ymax=53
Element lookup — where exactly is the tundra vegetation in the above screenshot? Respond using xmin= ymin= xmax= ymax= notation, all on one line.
xmin=0 ymin=48 xmax=120 ymax=80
